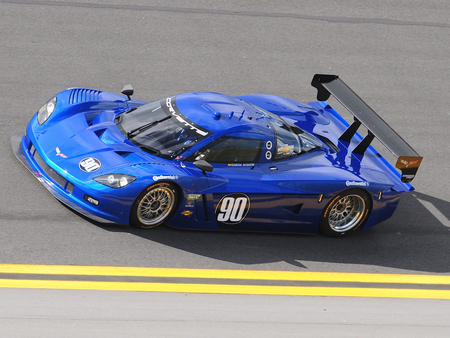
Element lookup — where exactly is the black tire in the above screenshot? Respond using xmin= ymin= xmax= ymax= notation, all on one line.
xmin=319 ymin=189 xmax=371 ymax=237
xmin=130 ymin=182 xmax=178 ymax=229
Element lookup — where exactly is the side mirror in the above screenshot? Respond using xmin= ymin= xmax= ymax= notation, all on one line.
xmin=121 ymin=84 xmax=134 ymax=100
xmin=194 ymin=160 xmax=213 ymax=176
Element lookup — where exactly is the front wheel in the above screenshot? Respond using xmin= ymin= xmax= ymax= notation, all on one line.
xmin=130 ymin=182 xmax=178 ymax=229
xmin=319 ymin=189 xmax=371 ymax=237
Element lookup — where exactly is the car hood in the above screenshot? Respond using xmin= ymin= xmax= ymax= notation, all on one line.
xmin=32 ymin=111 xmax=170 ymax=182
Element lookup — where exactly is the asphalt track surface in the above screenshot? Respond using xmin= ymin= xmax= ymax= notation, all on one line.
xmin=1 ymin=0 xmax=450 ymax=336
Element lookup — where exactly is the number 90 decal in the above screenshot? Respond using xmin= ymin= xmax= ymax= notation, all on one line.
xmin=215 ymin=193 xmax=250 ymax=225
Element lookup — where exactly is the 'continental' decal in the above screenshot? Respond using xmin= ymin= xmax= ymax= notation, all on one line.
xmin=346 ymin=181 xmax=369 ymax=187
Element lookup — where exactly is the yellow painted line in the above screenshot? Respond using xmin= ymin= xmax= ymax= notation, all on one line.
xmin=0 ymin=279 xmax=449 ymax=299
xmin=0 ymin=264 xmax=450 ymax=285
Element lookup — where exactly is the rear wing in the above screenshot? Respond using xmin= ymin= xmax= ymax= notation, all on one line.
xmin=311 ymin=74 xmax=422 ymax=183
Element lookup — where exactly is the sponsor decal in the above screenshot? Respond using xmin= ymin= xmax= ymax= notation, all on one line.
xmin=227 ymin=163 xmax=255 ymax=167
xmin=400 ymin=159 xmax=420 ymax=167
xmin=185 ymin=201 xmax=194 ymax=208
xmin=181 ymin=210 xmax=193 ymax=217
xmin=84 ymin=194 xmax=99 ymax=206
xmin=346 ymin=180 xmax=369 ymax=187
xmin=55 ymin=147 xmax=67 ymax=158
xmin=166 ymin=97 xmax=208 ymax=137
xmin=277 ymin=144 xmax=294 ymax=155
xmin=79 ymin=157 xmax=101 ymax=172
xmin=396 ymin=156 xmax=422 ymax=170
xmin=153 ymin=175 xmax=178 ymax=181
xmin=215 ymin=193 xmax=250 ymax=225
xmin=187 ymin=194 xmax=201 ymax=201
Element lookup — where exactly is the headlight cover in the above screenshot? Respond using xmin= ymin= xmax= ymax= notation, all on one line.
xmin=37 ymin=97 xmax=57 ymax=125
xmin=94 ymin=174 xmax=136 ymax=188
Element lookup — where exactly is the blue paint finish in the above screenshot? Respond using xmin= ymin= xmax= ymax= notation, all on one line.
xmin=13 ymin=84 xmax=416 ymax=235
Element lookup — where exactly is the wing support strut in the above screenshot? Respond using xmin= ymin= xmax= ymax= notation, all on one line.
xmin=311 ymin=74 xmax=422 ymax=183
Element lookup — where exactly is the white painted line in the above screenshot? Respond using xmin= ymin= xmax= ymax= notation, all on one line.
xmin=417 ymin=198 xmax=450 ymax=228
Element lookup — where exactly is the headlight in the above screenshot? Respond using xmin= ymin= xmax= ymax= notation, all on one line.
xmin=37 ymin=97 xmax=57 ymax=125
xmin=94 ymin=174 xmax=136 ymax=188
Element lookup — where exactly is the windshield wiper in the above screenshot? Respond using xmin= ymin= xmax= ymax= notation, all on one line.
xmin=115 ymin=107 xmax=138 ymax=125
xmin=127 ymin=116 xmax=171 ymax=139
xmin=125 ymin=107 xmax=138 ymax=114
xmin=139 ymin=145 xmax=161 ymax=156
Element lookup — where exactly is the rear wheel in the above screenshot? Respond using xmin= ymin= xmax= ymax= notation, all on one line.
xmin=319 ymin=189 xmax=371 ymax=237
xmin=130 ymin=182 xmax=178 ymax=229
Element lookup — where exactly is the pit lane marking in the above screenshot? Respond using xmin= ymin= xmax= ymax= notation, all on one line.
xmin=1 ymin=264 xmax=450 ymax=299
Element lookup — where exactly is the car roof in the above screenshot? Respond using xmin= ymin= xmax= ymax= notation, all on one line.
xmin=174 ymin=92 xmax=272 ymax=136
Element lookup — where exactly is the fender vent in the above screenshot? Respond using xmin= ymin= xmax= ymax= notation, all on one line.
xmin=282 ymin=203 xmax=303 ymax=215
xmin=69 ymin=89 xmax=101 ymax=105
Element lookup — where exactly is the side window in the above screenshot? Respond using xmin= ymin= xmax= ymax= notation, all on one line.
xmin=272 ymin=120 xmax=301 ymax=160
xmin=186 ymin=135 xmax=263 ymax=163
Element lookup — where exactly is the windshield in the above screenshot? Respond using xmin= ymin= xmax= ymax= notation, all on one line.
xmin=116 ymin=96 xmax=212 ymax=159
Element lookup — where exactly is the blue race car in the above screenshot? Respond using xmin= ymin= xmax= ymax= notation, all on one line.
xmin=12 ymin=75 xmax=422 ymax=236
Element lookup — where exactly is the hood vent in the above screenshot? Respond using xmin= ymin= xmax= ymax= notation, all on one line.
xmin=113 ymin=151 xmax=166 ymax=165
xmin=94 ymin=128 xmax=107 ymax=138
xmin=85 ymin=111 xmax=102 ymax=125
xmin=131 ymin=162 xmax=166 ymax=167
xmin=115 ymin=151 xmax=134 ymax=159
xmin=69 ymin=89 xmax=101 ymax=105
